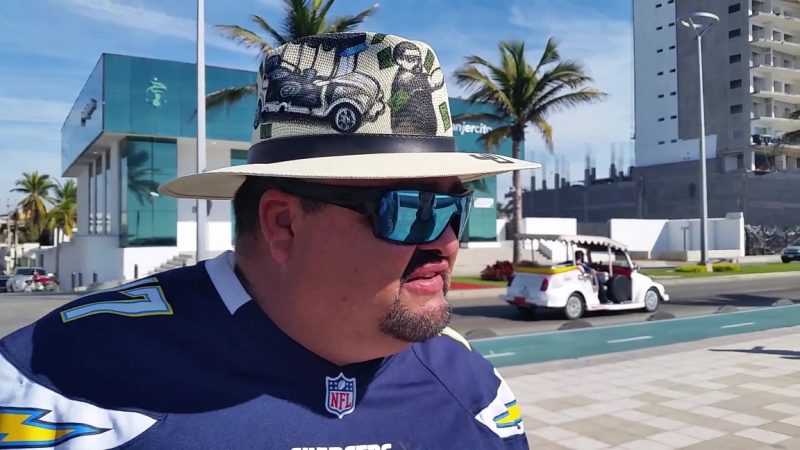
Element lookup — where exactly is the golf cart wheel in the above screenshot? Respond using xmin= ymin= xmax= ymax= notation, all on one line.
xmin=564 ymin=293 xmax=585 ymax=320
xmin=644 ymin=287 xmax=660 ymax=312
xmin=330 ymin=103 xmax=362 ymax=133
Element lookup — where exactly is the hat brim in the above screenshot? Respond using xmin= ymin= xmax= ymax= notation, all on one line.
xmin=159 ymin=153 xmax=541 ymax=199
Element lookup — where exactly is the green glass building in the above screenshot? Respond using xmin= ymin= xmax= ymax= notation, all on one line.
xmin=56 ymin=54 xmax=516 ymax=283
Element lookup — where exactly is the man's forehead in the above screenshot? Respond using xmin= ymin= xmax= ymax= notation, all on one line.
xmin=315 ymin=177 xmax=463 ymax=191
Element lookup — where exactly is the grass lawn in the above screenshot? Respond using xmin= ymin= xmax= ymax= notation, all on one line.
xmin=642 ymin=262 xmax=800 ymax=278
xmin=450 ymin=276 xmax=508 ymax=287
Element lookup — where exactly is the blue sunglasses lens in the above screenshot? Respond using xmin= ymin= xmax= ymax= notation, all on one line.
xmin=375 ymin=190 xmax=473 ymax=244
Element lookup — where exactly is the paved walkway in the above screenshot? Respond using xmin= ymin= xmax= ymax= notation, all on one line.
xmin=498 ymin=326 xmax=800 ymax=449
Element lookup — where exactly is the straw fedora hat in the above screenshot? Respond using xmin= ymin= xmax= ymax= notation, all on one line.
xmin=160 ymin=32 xmax=540 ymax=199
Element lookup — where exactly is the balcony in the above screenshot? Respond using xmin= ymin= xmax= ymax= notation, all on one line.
xmin=751 ymin=63 xmax=800 ymax=81
xmin=750 ymin=36 xmax=800 ymax=56
xmin=750 ymin=11 xmax=800 ymax=34
xmin=751 ymin=112 xmax=800 ymax=132
xmin=752 ymin=87 xmax=800 ymax=103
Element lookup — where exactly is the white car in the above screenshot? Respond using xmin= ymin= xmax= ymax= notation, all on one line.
xmin=6 ymin=267 xmax=46 ymax=293
xmin=499 ymin=234 xmax=670 ymax=320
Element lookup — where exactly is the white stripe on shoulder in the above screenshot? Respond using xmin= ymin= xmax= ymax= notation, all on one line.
xmin=0 ymin=353 xmax=156 ymax=449
xmin=205 ymin=250 xmax=253 ymax=314
xmin=439 ymin=326 xmax=472 ymax=351
xmin=474 ymin=368 xmax=525 ymax=438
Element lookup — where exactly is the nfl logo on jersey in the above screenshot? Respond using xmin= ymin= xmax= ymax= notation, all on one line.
xmin=325 ymin=373 xmax=356 ymax=419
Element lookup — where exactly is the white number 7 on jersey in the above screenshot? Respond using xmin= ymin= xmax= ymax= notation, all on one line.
xmin=60 ymin=278 xmax=173 ymax=323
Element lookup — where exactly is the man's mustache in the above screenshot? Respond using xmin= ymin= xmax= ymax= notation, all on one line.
xmin=402 ymin=250 xmax=446 ymax=281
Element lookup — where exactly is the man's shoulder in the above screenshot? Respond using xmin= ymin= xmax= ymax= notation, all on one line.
xmin=411 ymin=327 xmax=525 ymax=439
xmin=0 ymin=263 xmax=226 ymax=402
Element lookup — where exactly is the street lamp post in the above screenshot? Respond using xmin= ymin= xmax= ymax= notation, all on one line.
xmin=681 ymin=12 xmax=719 ymax=272
xmin=196 ymin=0 xmax=207 ymax=263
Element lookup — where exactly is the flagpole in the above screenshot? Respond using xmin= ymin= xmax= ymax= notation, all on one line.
xmin=196 ymin=0 xmax=207 ymax=263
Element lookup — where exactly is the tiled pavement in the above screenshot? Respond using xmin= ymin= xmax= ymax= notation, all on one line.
xmin=498 ymin=326 xmax=800 ymax=449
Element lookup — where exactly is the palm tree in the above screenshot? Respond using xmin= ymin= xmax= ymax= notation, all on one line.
xmin=454 ymin=38 xmax=606 ymax=263
xmin=11 ymin=171 xmax=56 ymax=237
xmin=207 ymin=0 xmax=379 ymax=109
xmin=48 ymin=179 xmax=77 ymax=239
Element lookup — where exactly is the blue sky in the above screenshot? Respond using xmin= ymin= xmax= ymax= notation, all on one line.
xmin=0 ymin=0 xmax=633 ymax=206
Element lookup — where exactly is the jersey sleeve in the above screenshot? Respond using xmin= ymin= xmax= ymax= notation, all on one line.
xmin=413 ymin=327 xmax=528 ymax=448
xmin=0 ymin=279 xmax=168 ymax=449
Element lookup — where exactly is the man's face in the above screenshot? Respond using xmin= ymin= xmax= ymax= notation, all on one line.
xmin=289 ymin=177 xmax=462 ymax=344
xmin=398 ymin=48 xmax=423 ymax=73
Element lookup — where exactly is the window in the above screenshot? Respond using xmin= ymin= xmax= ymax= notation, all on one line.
xmin=729 ymin=29 xmax=741 ymax=38
xmin=658 ymin=141 xmax=665 ymax=145
xmin=670 ymin=115 xmax=677 ymax=119
xmin=669 ymin=68 xmax=676 ymax=73
xmin=730 ymin=79 xmax=742 ymax=89
xmin=728 ymin=3 xmax=741 ymax=13
xmin=89 ymin=163 xmax=95 ymax=234
xmin=669 ymin=22 xmax=675 ymax=27
xmin=657 ymin=49 xmax=664 ymax=53
xmin=670 ymin=91 xmax=677 ymax=96
xmin=669 ymin=45 xmax=676 ymax=50
xmin=730 ymin=54 xmax=741 ymax=63
xmin=668 ymin=0 xmax=674 ymax=3
xmin=658 ymin=94 xmax=665 ymax=98
xmin=96 ymin=154 xmax=105 ymax=235
xmin=657 ymin=26 xmax=663 ymax=30
xmin=730 ymin=104 xmax=743 ymax=113
xmin=658 ymin=71 xmax=664 ymax=76
xmin=120 ymin=139 xmax=178 ymax=247
xmin=658 ymin=117 xmax=665 ymax=122
xmin=656 ymin=3 xmax=662 ymax=7
xmin=671 ymin=139 xmax=678 ymax=143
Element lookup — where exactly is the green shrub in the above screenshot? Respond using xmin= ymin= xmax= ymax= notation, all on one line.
xmin=712 ymin=263 xmax=740 ymax=272
xmin=675 ymin=265 xmax=707 ymax=273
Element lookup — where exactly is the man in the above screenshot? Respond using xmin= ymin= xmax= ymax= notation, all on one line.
xmin=390 ymin=40 xmax=445 ymax=134
xmin=0 ymin=33 xmax=539 ymax=449
xmin=575 ymin=250 xmax=600 ymax=295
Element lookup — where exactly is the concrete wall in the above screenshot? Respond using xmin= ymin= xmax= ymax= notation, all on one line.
xmin=525 ymin=160 xmax=800 ymax=227
xmin=607 ymin=213 xmax=745 ymax=260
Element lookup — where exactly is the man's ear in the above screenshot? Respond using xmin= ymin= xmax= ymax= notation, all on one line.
xmin=258 ymin=190 xmax=297 ymax=264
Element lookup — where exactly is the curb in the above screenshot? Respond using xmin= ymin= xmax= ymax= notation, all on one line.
xmin=448 ymin=271 xmax=800 ymax=299
xmin=656 ymin=270 xmax=800 ymax=286
xmin=448 ymin=287 xmax=506 ymax=300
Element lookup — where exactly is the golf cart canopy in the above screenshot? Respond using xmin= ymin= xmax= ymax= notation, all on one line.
xmin=516 ymin=234 xmax=629 ymax=252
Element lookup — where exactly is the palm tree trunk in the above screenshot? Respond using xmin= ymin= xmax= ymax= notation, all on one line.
xmin=512 ymin=138 xmax=523 ymax=264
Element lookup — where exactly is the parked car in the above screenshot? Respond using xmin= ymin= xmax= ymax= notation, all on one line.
xmin=500 ymin=234 xmax=670 ymax=320
xmin=0 ymin=275 xmax=9 ymax=293
xmin=5 ymin=267 xmax=46 ymax=293
xmin=781 ymin=240 xmax=800 ymax=263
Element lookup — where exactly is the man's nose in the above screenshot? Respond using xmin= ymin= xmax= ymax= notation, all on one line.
xmin=417 ymin=223 xmax=459 ymax=259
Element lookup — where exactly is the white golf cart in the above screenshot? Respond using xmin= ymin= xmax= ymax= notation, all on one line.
xmin=499 ymin=234 xmax=670 ymax=320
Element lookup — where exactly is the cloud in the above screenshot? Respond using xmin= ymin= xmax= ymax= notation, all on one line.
xmin=507 ymin=2 xmax=634 ymax=183
xmin=64 ymin=0 xmax=256 ymax=55
xmin=0 ymin=98 xmax=72 ymax=124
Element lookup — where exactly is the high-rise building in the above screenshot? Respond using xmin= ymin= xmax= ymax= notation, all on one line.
xmin=634 ymin=0 xmax=800 ymax=172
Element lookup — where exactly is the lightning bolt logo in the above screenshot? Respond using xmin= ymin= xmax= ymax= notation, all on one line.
xmin=0 ymin=407 xmax=108 ymax=448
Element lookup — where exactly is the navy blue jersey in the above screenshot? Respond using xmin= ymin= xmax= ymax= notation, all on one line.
xmin=0 ymin=252 xmax=528 ymax=449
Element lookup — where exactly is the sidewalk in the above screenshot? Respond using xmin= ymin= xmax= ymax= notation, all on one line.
xmin=498 ymin=327 xmax=800 ymax=449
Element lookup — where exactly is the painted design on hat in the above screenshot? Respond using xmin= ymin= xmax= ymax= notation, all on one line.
xmin=253 ymin=32 xmax=385 ymax=133
xmin=388 ymin=41 xmax=445 ymax=135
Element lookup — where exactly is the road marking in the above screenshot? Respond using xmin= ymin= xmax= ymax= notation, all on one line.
xmin=607 ymin=336 xmax=652 ymax=344
xmin=485 ymin=351 xmax=515 ymax=359
xmin=720 ymin=322 xmax=755 ymax=329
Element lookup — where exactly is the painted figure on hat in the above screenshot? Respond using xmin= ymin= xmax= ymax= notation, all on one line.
xmin=388 ymin=42 xmax=445 ymax=135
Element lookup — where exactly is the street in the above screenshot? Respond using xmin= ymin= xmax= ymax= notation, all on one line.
xmin=448 ymin=275 xmax=800 ymax=337
xmin=2 ymin=275 xmax=799 ymax=341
